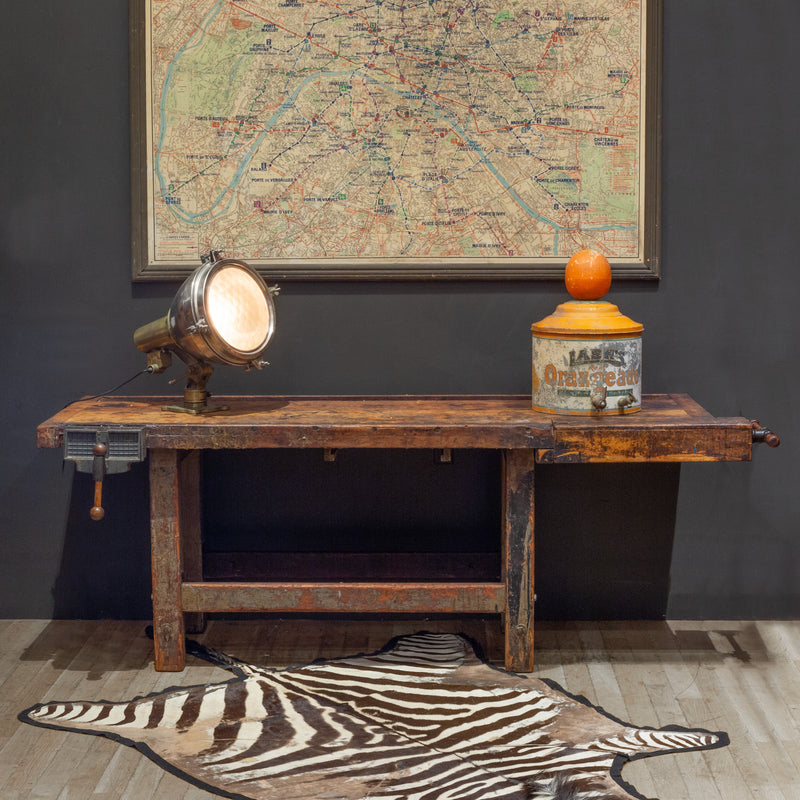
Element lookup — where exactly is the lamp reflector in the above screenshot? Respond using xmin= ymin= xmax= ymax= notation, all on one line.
xmin=206 ymin=265 xmax=271 ymax=354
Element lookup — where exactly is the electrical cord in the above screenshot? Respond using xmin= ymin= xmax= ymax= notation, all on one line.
xmin=62 ymin=366 xmax=156 ymax=408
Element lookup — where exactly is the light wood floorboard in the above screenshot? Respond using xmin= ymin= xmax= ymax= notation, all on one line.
xmin=1 ymin=618 xmax=798 ymax=799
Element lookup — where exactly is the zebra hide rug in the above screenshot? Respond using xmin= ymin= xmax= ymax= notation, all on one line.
xmin=19 ymin=632 xmax=726 ymax=800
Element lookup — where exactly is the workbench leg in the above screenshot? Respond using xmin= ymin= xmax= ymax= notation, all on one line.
xmin=179 ymin=450 xmax=206 ymax=635
xmin=149 ymin=449 xmax=185 ymax=671
xmin=502 ymin=450 xmax=536 ymax=673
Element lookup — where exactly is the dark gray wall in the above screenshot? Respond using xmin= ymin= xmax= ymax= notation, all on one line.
xmin=2 ymin=1 xmax=797 ymax=620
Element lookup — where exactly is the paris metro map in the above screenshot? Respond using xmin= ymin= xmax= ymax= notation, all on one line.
xmin=136 ymin=0 xmax=657 ymax=278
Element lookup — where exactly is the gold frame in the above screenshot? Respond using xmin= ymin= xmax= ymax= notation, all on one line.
xmin=130 ymin=0 xmax=662 ymax=281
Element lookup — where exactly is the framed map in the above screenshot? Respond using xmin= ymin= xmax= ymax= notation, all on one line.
xmin=130 ymin=0 xmax=661 ymax=281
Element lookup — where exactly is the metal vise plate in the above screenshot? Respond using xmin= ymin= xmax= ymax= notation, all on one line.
xmin=64 ymin=427 xmax=145 ymax=474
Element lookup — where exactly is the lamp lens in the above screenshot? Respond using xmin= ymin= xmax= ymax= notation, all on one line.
xmin=206 ymin=266 xmax=271 ymax=353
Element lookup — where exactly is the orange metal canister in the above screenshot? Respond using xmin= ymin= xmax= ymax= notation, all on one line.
xmin=531 ymin=250 xmax=643 ymax=415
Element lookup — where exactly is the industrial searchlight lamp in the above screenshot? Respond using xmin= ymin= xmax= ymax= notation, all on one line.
xmin=134 ymin=251 xmax=278 ymax=414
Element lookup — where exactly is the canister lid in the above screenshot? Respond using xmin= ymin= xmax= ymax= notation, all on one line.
xmin=531 ymin=250 xmax=643 ymax=337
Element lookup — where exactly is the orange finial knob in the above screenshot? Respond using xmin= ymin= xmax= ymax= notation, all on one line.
xmin=564 ymin=249 xmax=612 ymax=300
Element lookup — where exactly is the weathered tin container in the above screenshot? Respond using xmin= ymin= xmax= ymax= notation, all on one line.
xmin=532 ymin=250 xmax=643 ymax=415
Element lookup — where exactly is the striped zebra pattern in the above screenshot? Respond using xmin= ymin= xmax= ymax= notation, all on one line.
xmin=20 ymin=632 xmax=726 ymax=800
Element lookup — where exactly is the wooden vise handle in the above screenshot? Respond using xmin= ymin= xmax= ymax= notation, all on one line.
xmin=751 ymin=420 xmax=780 ymax=448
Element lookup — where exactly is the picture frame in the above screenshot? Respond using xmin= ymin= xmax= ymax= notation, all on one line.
xmin=130 ymin=0 xmax=662 ymax=281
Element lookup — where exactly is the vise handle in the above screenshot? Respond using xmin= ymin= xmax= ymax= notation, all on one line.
xmin=750 ymin=420 xmax=780 ymax=448
xmin=90 ymin=443 xmax=107 ymax=520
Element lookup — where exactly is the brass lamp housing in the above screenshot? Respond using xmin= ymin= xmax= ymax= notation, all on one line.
xmin=134 ymin=252 xmax=278 ymax=414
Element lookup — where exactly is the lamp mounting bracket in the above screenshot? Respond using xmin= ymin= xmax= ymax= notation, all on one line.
xmin=186 ymin=320 xmax=211 ymax=336
xmin=201 ymin=249 xmax=224 ymax=264
xmin=146 ymin=349 xmax=172 ymax=374
xmin=162 ymin=358 xmax=229 ymax=415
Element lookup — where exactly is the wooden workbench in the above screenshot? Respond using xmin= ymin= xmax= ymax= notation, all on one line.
xmin=38 ymin=394 xmax=759 ymax=672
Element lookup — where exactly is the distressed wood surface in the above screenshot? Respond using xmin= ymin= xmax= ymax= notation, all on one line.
xmin=149 ymin=449 xmax=186 ymax=672
xmin=37 ymin=394 xmax=754 ymax=461
xmin=178 ymin=451 xmax=205 ymax=635
xmin=502 ymin=450 xmax=536 ymax=672
xmin=39 ymin=394 xmax=757 ymax=674
xmin=537 ymin=394 xmax=753 ymax=463
xmin=181 ymin=582 xmax=505 ymax=614
xmin=39 ymin=395 xmax=552 ymax=450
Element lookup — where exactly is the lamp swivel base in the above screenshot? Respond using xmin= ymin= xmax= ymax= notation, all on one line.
xmin=160 ymin=403 xmax=230 ymax=416
xmin=161 ymin=384 xmax=229 ymax=415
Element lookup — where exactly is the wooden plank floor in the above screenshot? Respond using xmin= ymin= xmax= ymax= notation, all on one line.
xmin=1 ymin=618 xmax=798 ymax=799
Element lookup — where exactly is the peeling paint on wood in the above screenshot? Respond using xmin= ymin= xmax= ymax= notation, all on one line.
xmin=503 ymin=450 xmax=536 ymax=673
xmin=181 ymin=582 xmax=505 ymax=614
xmin=35 ymin=394 xmax=759 ymax=674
